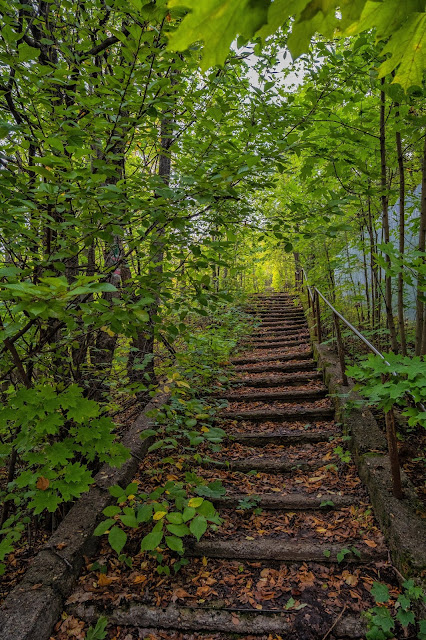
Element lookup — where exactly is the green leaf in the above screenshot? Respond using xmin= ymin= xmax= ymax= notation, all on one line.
xmin=120 ymin=513 xmax=138 ymax=528
xmin=85 ymin=616 xmax=108 ymax=640
xmin=165 ymin=535 xmax=184 ymax=554
xmin=182 ymin=506 xmax=196 ymax=522
xmin=108 ymin=526 xmax=127 ymax=554
xmin=94 ymin=519 xmax=115 ymax=536
xmin=133 ymin=309 xmax=149 ymax=322
xmin=140 ymin=528 xmax=163 ymax=551
xmin=103 ymin=506 xmax=121 ymax=517
xmin=166 ymin=523 xmax=190 ymax=537
xmin=167 ymin=512 xmax=184 ymax=524
xmin=396 ymin=608 xmax=415 ymax=627
xmin=378 ymin=13 xmax=426 ymax=90
xmin=418 ymin=619 xmax=426 ymax=640
xmin=109 ymin=485 xmax=126 ymax=499
xmin=189 ymin=515 xmax=207 ymax=541
xmin=18 ymin=43 xmax=41 ymax=62
xmin=167 ymin=0 xmax=270 ymax=70
xmin=336 ymin=547 xmax=351 ymax=563
xmin=137 ymin=504 xmax=153 ymax=523
xmin=371 ymin=582 xmax=391 ymax=603
xmin=187 ymin=497 xmax=204 ymax=508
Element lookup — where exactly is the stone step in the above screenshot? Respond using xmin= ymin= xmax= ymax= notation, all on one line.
xmin=247 ymin=308 xmax=304 ymax=313
xmin=66 ymin=603 xmax=366 ymax=637
xmin=233 ymin=361 xmax=317 ymax=374
xmin=217 ymin=389 xmax=327 ymax=403
xmin=257 ymin=313 xmax=306 ymax=325
xmin=260 ymin=321 xmax=307 ymax=328
xmin=231 ymin=350 xmax=313 ymax=366
xmin=213 ymin=492 xmax=355 ymax=509
xmin=252 ymin=309 xmax=305 ymax=314
xmin=204 ymin=457 xmax=325 ymax=473
xmin=249 ymin=329 xmax=309 ymax=339
xmin=231 ymin=430 xmax=336 ymax=446
xmin=231 ymin=371 xmax=323 ymax=387
xmin=248 ymin=338 xmax=310 ymax=348
xmin=221 ymin=406 xmax=334 ymax=422
xmin=187 ymin=538 xmax=386 ymax=563
xmin=248 ymin=340 xmax=302 ymax=350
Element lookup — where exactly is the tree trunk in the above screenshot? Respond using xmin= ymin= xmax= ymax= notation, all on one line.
xmin=415 ymin=135 xmax=426 ymax=355
xmin=380 ymin=81 xmax=398 ymax=352
xmin=395 ymin=103 xmax=407 ymax=355
xmin=127 ymin=116 xmax=173 ymax=393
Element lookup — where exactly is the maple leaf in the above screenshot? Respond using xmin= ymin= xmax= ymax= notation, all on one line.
xmin=167 ymin=0 xmax=270 ymax=71
xmin=36 ymin=476 xmax=50 ymax=491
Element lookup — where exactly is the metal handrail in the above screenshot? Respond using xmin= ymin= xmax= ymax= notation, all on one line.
xmin=314 ymin=288 xmax=390 ymax=364
xmin=301 ymin=268 xmax=426 ymax=412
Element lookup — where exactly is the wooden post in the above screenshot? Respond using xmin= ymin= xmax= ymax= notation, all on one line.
xmin=333 ymin=312 xmax=348 ymax=386
xmin=381 ymin=374 xmax=403 ymax=499
xmin=315 ymin=290 xmax=322 ymax=342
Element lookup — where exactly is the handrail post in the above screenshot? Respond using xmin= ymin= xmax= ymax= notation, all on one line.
xmin=382 ymin=374 xmax=403 ymax=499
xmin=333 ymin=312 xmax=348 ymax=386
xmin=314 ymin=289 xmax=322 ymax=342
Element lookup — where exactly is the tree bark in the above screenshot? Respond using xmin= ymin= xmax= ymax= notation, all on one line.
xmin=415 ymin=135 xmax=426 ymax=355
xmin=127 ymin=116 xmax=173 ymax=393
xmin=395 ymin=102 xmax=407 ymax=355
xmin=380 ymin=81 xmax=398 ymax=352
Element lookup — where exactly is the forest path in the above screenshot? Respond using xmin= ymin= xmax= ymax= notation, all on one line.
xmin=61 ymin=293 xmax=400 ymax=640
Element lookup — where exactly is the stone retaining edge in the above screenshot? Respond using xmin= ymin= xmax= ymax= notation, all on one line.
xmin=302 ymin=303 xmax=426 ymax=580
xmin=0 ymin=393 xmax=168 ymax=640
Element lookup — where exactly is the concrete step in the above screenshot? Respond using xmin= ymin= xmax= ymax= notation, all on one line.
xmin=221 ymin=406 xmax=334 ymax=422
xmin=230 ymin=371 xmax=323 ymax=387
xmin=65 ymin=603 xmax=367 ymax=638
xmin=233 ymin=361 xmax=317 ymax=374
xmin=217 ymin=389 xmax=327 ymax=403
xmin=187 ymin=538 xmax=386 ymax=563
xmin=230 ymin=429 xmax=336 ymax=446
xmin=231 ymin=351 xmax=313 ymax=366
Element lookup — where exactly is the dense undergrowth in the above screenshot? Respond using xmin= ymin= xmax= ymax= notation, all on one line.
xmin=0 ymin=297 xmax=254 ymax=582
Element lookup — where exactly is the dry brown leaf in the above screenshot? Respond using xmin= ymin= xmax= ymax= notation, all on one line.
xmin=363 ymin=539 xmax=377 ymax=548
xmin=98 ymin=573 xmax=113 ymax=587
xmin=342 ymin=571 xmax=358 ymax=586
xmin=173 ymin=588 xmax=191 ymax=599
xmin=36 ymin=476 xmax=50 ymax=491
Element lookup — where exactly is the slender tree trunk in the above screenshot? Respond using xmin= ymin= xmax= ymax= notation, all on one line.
xmin=380 ymin=81 xmax=398 ymax=352
xmin=360 ymin=222 xmax=371 ymax=326
xmin=415 ymin=135 xmax=426 ymax=355
xmin=366 ymin=193 xmax=377 ymax=331
xmin=293 ymin=251 xmax=301 ymax=289
xmin=72 ymin=243 xmax=95 ymax=380
xmin=395 ymin=103 xmax=407 ymax=355
xmin=127 ymin=116 xmax=173 ymax=392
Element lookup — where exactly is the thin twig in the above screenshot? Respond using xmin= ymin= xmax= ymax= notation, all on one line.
xmin=321 ymin=605 xmax=347 ymax=640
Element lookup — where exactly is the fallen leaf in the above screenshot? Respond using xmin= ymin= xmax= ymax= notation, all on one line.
xmin=363 ymin=539 xmax=377 ymax=548
xmin=36 ymin=476 xmax=50 ymax=491
xmin=98 ymin=573 xmax=113 ymax=587
xmin=173 ymin=588 xmax=191 ymax=599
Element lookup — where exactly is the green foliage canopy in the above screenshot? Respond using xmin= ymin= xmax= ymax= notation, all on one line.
xmin=167 ymin=0 xmax=426 ymax=90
